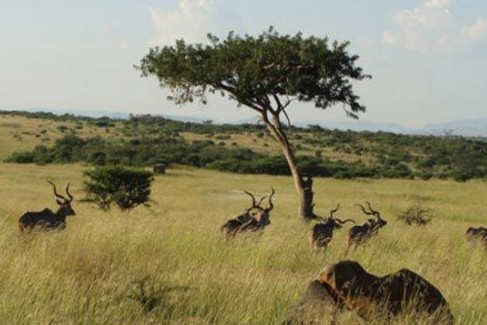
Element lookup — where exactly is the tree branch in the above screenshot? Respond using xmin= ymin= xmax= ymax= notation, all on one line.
xmin=272 ymin=94 xmax=292 ymax=127
xmin=282 ymin=108 xmax=292 ymax=128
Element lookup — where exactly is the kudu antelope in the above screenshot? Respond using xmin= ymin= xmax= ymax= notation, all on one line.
xmin=18 ymin=181 xmax=75 ymax=232
xmin=220 ymin=189 xmax=275 ymax=238
xmin=346 ymin=202 xmax=387 ymax=253
xmin=310 ymin=204 xmax=355 ymax=250
xmin=466 ymin=226 xmax=487 ymax=248
xmin=466 ymin=226 xmax=487 ymax=240
xmin=317 ymin=260 xmax=453 ymax=324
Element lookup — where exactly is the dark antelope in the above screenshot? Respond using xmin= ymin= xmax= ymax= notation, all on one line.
xmin=466 ymin=226 xmax=487 ymax=239
xmin=317 ymin=260 xmax=453 ymax=324
xmin=466 ymin=226 xmax=487 ymax=247
xmin=220 ymin=189 xmax=275 ymax=238
xmin=346 ymin=202 xmax=387 ymax=253
xmin=310 ymin=204 xmax=355 ymax=250
xmin=18 ymin=181 xmax=75 ymax=232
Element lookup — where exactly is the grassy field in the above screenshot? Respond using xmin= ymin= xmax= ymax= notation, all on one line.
xmin=0 ymin=115 xmax=125 ymax=159
xmin=1 ymin=163 xmax=487 ymax=324
xmin=0 ymin=114 xmax=363 ymax=163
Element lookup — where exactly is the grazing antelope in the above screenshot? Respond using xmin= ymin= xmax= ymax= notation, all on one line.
xmin=18 ymin=181 xmax=75 ymax=232
xmin=346 ymin=202 xmax=387 ymax=253
xmin=317 ymin=260 xmax=453 ymax=324
xmin=220 ymin=189 xmax=275 ymax=238
xmin=309 ymin=204 xmax=355 ymax=250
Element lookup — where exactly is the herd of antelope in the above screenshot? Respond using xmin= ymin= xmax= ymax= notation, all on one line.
xmin=17 ymin=182 xmax=487 ymax=324
xmin=219 ymin=188 xmax=487 ymax=324
xmin=221 ymin=191 xmax=389 ymax=256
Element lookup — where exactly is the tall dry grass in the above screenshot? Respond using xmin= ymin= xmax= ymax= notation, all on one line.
xmin=1 ymin=163 xmax=487 ymax=324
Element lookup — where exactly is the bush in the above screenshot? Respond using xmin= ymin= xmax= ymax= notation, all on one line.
xmin=397 ymin=205 xmax=433 ymax=226
xmin=57 ymin=125 xmax=68 ymax=133
xmin=83 ymin=166 xmax=154 ymax=211
xmin=451 ymin=170 xmax=473 ymax=182
xmin=88 ymin=151 xmax=107 ymax=166
xmin=215 ymin=134 xmax=231 ymax=140
xmin=32 ymin=145 xmax=52 ymax=165
xmin=6 ymin=151 xmax=34 ymax=163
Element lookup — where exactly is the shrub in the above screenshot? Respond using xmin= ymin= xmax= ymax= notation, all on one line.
xmin=451 ymin=170 xmax=473 ymax=182
xmin=57 ymin=125 xmax=68 ymax=133
xmin=32 ymin=145 xmax=52 ymax=165
xmin=88 ymin=151 xmax=107 ymax=166
xmin=418 ymin=171 xmax=433 ymax=180
xmin=6 ymin=151 xmax=34 ymax=163
xmin=397 ymin=205 xmax=433 ymax=226
xmin=82 ymin=166 xmax=154 ymax=211
xmin=215 ymin=134 xmax=231 ymax=140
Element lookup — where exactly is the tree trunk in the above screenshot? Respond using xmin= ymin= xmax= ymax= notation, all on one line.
xmin=265 ymin=115 xmax=317 ymax=221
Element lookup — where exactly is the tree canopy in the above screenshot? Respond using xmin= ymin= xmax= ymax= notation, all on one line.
xmin=137 ymin=27 xmax=370 ymax=119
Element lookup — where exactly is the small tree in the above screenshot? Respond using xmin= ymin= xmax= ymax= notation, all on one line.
xmin=397 ymin=205 xmax=433 ymax=226
xmin=83 ymin=166 xmax=154 ymax=211
xmin=137 ymin=27 xmax=370 ymax=220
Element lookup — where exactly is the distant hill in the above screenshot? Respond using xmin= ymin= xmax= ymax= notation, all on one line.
xmin=421 ymin=118 xmax=487 ymax=137
xmin=298 ymin=120 xmax=412 ymax=134
xmin=4 ymin=107 xmax=131 ymax=120
xmin=3 ymin=107 xmax=487 ymax=138
xmin=301 ymin=119 xmax=487 ymax=138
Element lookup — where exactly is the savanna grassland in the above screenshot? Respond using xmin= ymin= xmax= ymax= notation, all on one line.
xmin=2 ymin=111 xmax=487 ymax=324
xmin=1 ymin=162 xmax=487 ymax=324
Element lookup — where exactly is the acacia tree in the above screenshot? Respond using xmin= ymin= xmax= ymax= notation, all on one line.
xmin=137 ymin=27 xmax=370 ymax=220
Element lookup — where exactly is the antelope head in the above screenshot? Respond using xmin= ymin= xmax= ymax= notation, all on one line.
xmin=243 ymin=188 xmax=275 ymax=226
xmin=356 ymin=201 xmax=386 ymax=229
xmin=326 ymin=204 xmax=355 ymax=228
xmin=48 ymin=180 xmax=76 ymax=216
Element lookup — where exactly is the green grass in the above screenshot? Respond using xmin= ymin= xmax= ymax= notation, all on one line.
xmin=1 ymin=163 xmax=487 ymax=324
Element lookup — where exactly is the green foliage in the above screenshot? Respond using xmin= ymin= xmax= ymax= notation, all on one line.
xmin=83 ymin=166 xmax=154 ymax=211
xmin=32 ymin=145 xmax=52 ymax=165
xmin=137 ymin=26 xmax=370 ymax=116
xmin=6 ymin=151 xmax=34 ymax=163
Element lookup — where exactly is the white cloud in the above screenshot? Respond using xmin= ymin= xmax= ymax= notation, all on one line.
xmin=424 ymin=0 xmax=450 ymax=9
xmin=382 ymin=0 xmax=451 ymax=52
xmin=382 ymin=0 xmax=485 ymax=52
xmin=463 ymin=18 xmax=487 ymax=41
xmin=148 ymin=0 xmax=240 ymax=47
xmin=381 ymin=30 xmax=399 ymax=45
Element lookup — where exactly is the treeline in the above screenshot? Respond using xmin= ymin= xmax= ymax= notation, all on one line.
xmin=5 ymin=134 xmax=381 ymax=178
xmin=3 ymin=111 xmax=487 ymax=181
xmin=6 ymin=132 xmax=485 ymax=181
xmin=298 ymin=128 xmax=487 ymax=181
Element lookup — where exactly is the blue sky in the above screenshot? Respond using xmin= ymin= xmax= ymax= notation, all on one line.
xmin=0 ymin=0 xmax=486 ymax=127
